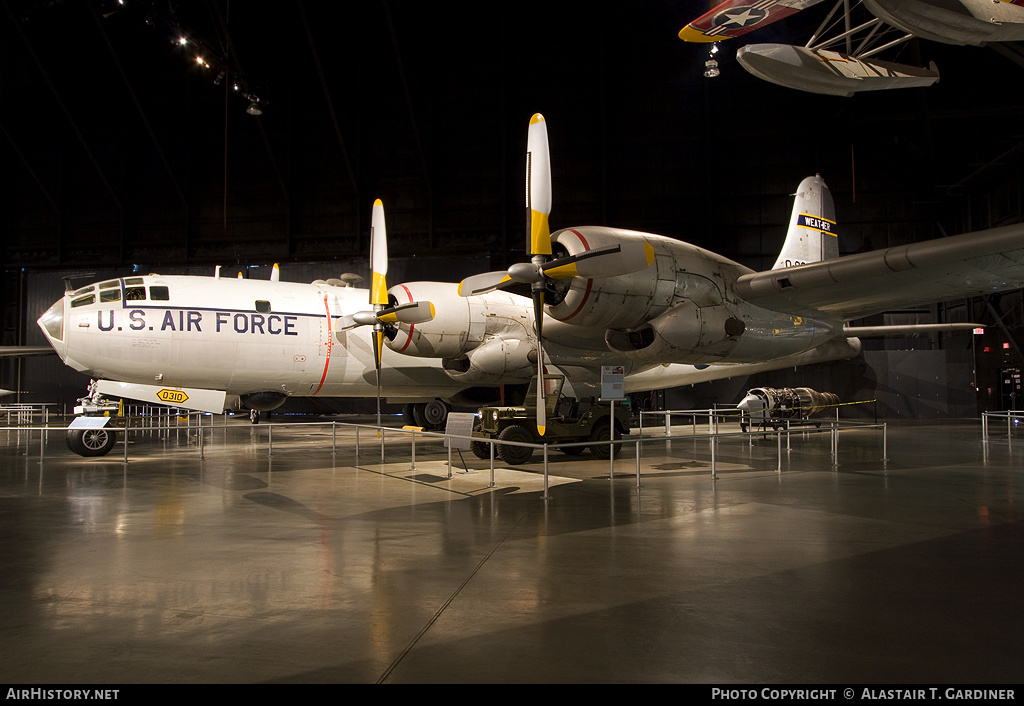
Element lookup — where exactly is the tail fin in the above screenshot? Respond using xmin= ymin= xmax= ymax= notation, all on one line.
xmin=772 ymin=175 xmax=837 ymax=270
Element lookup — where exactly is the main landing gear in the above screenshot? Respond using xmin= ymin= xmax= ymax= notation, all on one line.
xmin=403 ymin=399 xmax=451 ymax=430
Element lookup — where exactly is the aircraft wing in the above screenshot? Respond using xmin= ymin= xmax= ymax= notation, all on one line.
xmin=0 ymin=346 xmax=56 ymax=357
xmin=679 ymin=0 xmax=827 ymax=43
xmin=734 ymin=222 xmax=1024 ymax=322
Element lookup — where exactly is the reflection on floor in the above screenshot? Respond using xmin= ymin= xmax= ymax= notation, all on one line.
xmin=1 ymin=417 xmax=1021 ymax=684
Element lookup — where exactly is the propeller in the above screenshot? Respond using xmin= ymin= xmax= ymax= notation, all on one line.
xmin=458 ymin=113 xmax=655 ymax=436
xmin=338 ymin=199 xmax=435 ymax=428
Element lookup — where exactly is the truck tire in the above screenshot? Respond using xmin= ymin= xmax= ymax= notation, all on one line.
xmin=470 ymin=425 xmax=490 ymax=459
xmin=589 ymin=419 xmax=621 ymax=460
xmin=497 ymin=424 xmax=534 ymax=465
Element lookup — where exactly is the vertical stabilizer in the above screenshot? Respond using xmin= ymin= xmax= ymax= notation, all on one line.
xmin=772 ymin=175 xmax=837 ymax=270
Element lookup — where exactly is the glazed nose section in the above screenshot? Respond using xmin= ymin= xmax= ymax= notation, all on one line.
xmin=37 ymin=298 xmax=65 ymax=352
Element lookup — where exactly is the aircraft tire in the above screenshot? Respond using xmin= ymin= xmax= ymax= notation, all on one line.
xmin=420 ymin=399 xmax=450 ymax=429
xmin=589 ymin=420 xmax=621 ymax=460
xmin=496 ymin=425 xmax=534 ymax=465
xmin=66 ymin=428 xmax=117 ymax=457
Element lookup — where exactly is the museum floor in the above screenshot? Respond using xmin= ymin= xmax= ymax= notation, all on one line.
xmin=1 ymin=416 xmax=1021 ymax=684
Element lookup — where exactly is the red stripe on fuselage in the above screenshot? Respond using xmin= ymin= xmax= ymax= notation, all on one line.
xmin=313 ymin=293 xmax=331 ymax=395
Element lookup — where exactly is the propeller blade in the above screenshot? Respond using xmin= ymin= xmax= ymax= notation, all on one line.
xmin=541 ymin=241 xmax=656 ymax=280
xmin=270 ymin=263 xmax=280 ymax=282
xmin=533 ymin=287 xmax=546 ymax=436
xmin=527 ymin=113 xmax=552 ymax=257
xmin=458 ymin=271 xmax=514 ymax=297
xmin=370 ymin=199 xmax=389 ymax=306
xmin=536 ymin=357 xmax=546 ymax=437
xmin=377 ymin=300 xmax=435 ymax=325
xmin=373 ymin=329 xmax=384 ymax=372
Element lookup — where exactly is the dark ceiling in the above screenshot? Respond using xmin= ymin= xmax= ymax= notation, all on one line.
xmin=3 ymin=0 xmax=1024 ymax=276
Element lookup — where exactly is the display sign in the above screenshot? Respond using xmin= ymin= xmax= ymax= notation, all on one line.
xmin=600 ymin=365 xmax=626 ymax=401
xmin=444 ymin=412 xmax=476 ymax=449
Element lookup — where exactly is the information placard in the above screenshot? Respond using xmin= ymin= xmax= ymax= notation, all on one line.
xmin=444 ymin=412 xmax=476 ymax=449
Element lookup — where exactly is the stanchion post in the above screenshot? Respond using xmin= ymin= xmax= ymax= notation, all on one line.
xmin=489 ymin=442 xmax=495 ymax=488
xmin=542 ymin=444 xmax=550 ymax=500
xmin=635 ymin=440 xmax=641 ymax=489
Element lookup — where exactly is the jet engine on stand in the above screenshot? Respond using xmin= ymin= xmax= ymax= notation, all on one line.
xmin=737 ymin=387 xmax=839 ymax=431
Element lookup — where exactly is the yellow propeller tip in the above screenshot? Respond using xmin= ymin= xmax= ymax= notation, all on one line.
xmin=530 ymin=113 xmax=545 ymax=124
xmin=537 ymin=426 xmax=546 ymax=436
xmin=373 ymin=198 xmax=383 ymax=207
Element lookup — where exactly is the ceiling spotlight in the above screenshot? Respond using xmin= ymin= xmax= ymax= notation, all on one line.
xmin=177 ymin=36 xmax=188 ymax=46
xmin=246 ymin=98 xmax=262 ymax=116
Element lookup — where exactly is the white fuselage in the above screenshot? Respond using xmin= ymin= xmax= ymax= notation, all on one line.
xmin=38 ymin=274 xmax=465 ymax=400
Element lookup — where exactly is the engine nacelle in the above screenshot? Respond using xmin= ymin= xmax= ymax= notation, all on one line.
xmin=544 ymin=226 xmax=751 ymax=332
xmin=605 ymin=300 xmax=746 ymax=364
xmin=386 ymin=283 xmax=535 ymax=372
xmin=385 ymin=281 xmax=481 ymax=359
xmin=441 ymin=337 xmax=537 ymax=384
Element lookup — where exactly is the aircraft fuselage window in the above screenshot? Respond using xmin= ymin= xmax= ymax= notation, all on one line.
xmin=71 ymin=294 xmax=95 ymax=308
xmin=99 ymin=280 xmax=119 ymax=290
xmin=71 ymin=285 xmax=94 ymax=297
xmin=124 ymin=277 xmax=144 ymax=285
xmin=100 ymin=289 xmax=122 ymax=303
xmin=255 ymin=300 xmax=271 ymax=313
xmin=124 ymin=287 xmax=145 ymax=301
xmin=149 ymin=286 xmax=169 ymax=301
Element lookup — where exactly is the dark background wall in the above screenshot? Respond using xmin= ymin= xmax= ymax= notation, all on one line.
xmin=3 ymin=1 xmax=1022 ymax=416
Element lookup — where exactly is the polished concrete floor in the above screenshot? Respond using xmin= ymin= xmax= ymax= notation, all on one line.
xmin=1 ymin=415 xmax=1021 ymax=684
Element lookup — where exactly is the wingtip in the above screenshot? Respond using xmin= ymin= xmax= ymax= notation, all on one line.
xmin=678 ymin=26 xmax=721 ymax=43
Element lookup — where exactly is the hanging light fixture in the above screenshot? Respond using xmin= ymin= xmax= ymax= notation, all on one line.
xmin=246 ymin=95 xmax=262 ymax=116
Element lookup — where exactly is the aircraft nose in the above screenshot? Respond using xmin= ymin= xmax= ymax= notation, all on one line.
xmin=37 ymin=298 xmax=65 ymax=352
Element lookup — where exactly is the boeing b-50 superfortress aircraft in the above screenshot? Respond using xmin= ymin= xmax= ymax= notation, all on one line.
xmin=39 ymin=113 xmax=1024 ymax=456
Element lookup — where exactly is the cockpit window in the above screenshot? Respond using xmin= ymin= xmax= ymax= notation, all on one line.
xmin=255 ymin=300 xmax=271 ymax=313
xmin=124 ymin=277 xmax=144 ymax=285
xmin=149 ymin=286 xmax=169 ymax=301
xmin=71 ymin=285 xmax=94 ymax=297
xmin=99 ymin=280 xmax=120 ymax=290
xmin=71 ymin=294 xmax=95 ymax=308
xmin=99 ymin=289 xmax=121 ymax=303
xmin=124 ymin=287 xmax=145 ymax=301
